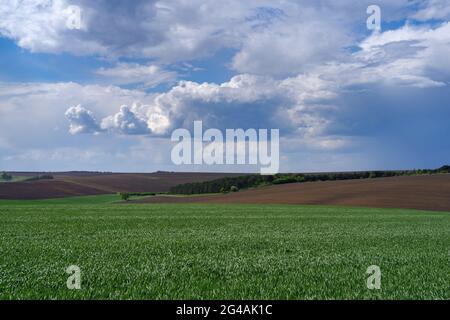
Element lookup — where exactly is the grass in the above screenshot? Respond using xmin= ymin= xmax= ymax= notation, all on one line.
xmin=0 ymin=201 xmax=448 ymax=299
xmin=0 ymin=193 xmax=158 ymax=205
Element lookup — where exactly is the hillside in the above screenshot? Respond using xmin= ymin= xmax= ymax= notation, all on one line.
xmin=0 ymin=172 xmax=244 ymax=200
xmin=133 ymin=174 xmax=450 ymax=212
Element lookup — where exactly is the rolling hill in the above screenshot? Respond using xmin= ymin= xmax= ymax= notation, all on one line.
xmin=133 ymin=174 xmax=450 ymax=212
xmin=0 ymin=172 xmax=244 ymax=200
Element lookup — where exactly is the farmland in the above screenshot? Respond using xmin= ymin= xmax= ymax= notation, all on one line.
xmin=3 ymin=171 xmax=450 ymax=212
xmin=0 ymin=201 xmax=448 ymax=299
xmin=134 ymin=174 xmax=450 ymax=212
xmin=0 ymin=172 xmax=244 ymax=200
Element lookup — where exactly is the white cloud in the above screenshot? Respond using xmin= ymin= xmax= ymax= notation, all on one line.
xmin=359 ymin=22 xmax=450 ymax=50
xmin=412 ymin=0 xmax=450 ymax=21
xmin=0 ymin=0 xmax=419 ymax=62
xmin=0 ymin=0 xmax=253 ymax=60
xmin=356 ymin=22 xmax=450 ymax=86
xmin=0 ymin=82 xmax=149 ymax=151
xmin=0 ymin=82 xmax=174 ymax=171
xmin=65 ymin=104 xmax=101 ymax=134
xmin=60 ymin=73 xmax=336 ymax=147
xmin=100 ymin=105 xmax=150 ymax=135
xmin=0 ymin=0 xmax=103 ymax=54
xmin=232 ymin=16 xmax=351 ymax=77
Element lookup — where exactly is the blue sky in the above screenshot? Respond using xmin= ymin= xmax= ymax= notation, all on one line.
xmin=0 ymin=38 xmax=105 ymax=83
xmin=0 ymin=0 xmax=449 ymax=172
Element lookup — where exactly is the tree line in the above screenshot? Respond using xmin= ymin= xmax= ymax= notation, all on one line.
xmin=169 ymin=165 xmax=450 ymax=195
xmin=0 ymin=172 xmax=54 ymax=182
xmin=118 ymin=192 xmax=156 ymax=201
xmin=1 ymin=172 xmax=12 ymax=181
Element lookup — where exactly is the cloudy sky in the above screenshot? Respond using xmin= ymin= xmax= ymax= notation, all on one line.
xmin=0 ymin=0 xmax=449 ymax=172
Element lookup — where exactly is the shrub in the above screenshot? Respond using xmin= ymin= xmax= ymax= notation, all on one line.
xmin=128 ymin=192 xmax=156 ymax=196
xmin=230 ymin=186 xmax=239 ymax=192
xmin=273 ymin=177 xmax=298 ymax=185
xmin=118 ymin=192 xmax=155 ymax=201
xmin=119 ymin=193 xmax=130 ymax=201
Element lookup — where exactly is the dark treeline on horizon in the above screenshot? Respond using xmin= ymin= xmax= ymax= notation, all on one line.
xmin=169 ymin=165 xmax=450 ymax=195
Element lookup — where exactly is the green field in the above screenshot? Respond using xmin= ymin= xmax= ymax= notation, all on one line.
xmin=0 ymin=199 xmax=448 ymax=299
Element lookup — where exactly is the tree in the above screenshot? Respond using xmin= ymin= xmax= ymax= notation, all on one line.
xmin=119 ymin=192 xmax=130 ymax=201
xmin=1 ymin=172 xmax=12 ymax=181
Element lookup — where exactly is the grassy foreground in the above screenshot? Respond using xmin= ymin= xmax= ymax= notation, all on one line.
xmin=0 ymin=201 xmax=448 ymax=299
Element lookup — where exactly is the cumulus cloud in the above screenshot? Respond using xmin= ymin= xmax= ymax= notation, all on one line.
xmin=62 ymin=73 xmax=336 ymax=148
xmin=65 ymin=105 xmax=101 ymax=134
xmin=0 ymin=81 xmax=151 ymax=154
xmin=151 ymin=75 xmax=287 ymax=132
xmin=100 ymin=105 xmax=150 ymax=135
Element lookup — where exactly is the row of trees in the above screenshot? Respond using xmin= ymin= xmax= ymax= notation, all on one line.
xmin=1 ymin=172 xmax=12 ymax=181
xmin=118 ymin=192 xmax=156 ymax=201
xmin=170 ymin=175 xmax=274 ymax=194
xmin=169 ymin=165 xmax=450 ymax=195
xmin=1 ymin=172 xmax=54 ymax=182
xmin=25 ymin=174 xmax=54 ymax=181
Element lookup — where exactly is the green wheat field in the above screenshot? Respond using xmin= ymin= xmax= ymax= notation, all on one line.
xmin=0 ymin=196 xmax=449 ymax=299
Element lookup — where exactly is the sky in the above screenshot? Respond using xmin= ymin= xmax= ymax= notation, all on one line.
xmin=0 ymin=0 xmax=449 ymax=173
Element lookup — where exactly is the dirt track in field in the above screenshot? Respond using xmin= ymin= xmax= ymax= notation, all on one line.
xmin=0 ymin=172 xmax=244 ymax=200
xmin=133 ymin=174 xmax=450 ymax=212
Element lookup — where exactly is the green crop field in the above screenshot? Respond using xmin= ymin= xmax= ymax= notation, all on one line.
xmin=0 ymin=199 xmax=448 ymax=299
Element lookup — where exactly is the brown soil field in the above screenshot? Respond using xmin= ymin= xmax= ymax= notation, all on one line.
xmin=0 ymin=172 xmax=244 ymax=200
xmin=133 ymin=174 xmax=450 ymax=212
xmin=0 ymin=180 xmax=107 ymax=200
